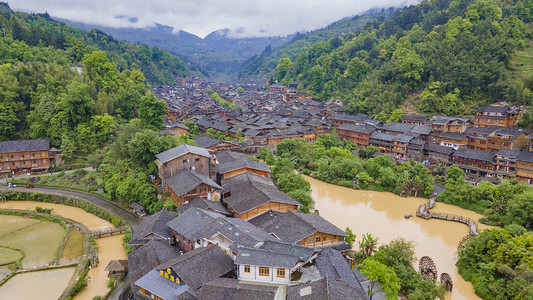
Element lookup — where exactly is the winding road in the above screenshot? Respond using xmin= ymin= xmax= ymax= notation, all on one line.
xmin=0 ymin=186 xmax=140 ymax=228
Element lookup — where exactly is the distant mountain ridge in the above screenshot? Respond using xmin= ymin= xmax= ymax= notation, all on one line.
xmin=57 ymin=18 xmax=293 ymax=79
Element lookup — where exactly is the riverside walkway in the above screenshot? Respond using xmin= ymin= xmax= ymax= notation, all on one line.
xmin=416 ymin=194 xmax=479 ymax=237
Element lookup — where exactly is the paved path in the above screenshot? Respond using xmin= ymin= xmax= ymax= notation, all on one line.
xmin=0 ymin=186 xmax=140 ymax=228
xmin=0 ymin=167 xmax=95 ymax=184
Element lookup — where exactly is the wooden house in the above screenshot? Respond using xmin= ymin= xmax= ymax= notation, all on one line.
xmin=474 ymin=103 xmax=523 ymax=128
xmin=453 ymin=148 xmax=496 ymax=177
xmin=221 ymin=172 xmax=300 ymax=220
xmin=155 ymin=144 xmax=216 ymax=181
xmin=165 ymin=168 xmax=223 ymax=206
xmin=215 ymin=150 xmax=270 ymax=181
xmin=336 ymin=124 xmax=375 ymax=147
xmin=0 ymin=139 xmax=51 ymax=176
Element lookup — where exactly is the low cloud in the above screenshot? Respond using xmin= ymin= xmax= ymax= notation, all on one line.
xmin=9 ymin=0 xmax=421 ymax=38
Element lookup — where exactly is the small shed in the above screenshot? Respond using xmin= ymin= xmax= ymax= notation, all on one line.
xmin=105 ymin=259 xmax=128 ymax=279
xmin=129 ymin=202 xmax=146 ymax=217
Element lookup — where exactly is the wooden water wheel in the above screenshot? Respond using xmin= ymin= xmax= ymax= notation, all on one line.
xmin=0 ymin=195 xmax=6 ymax=203
xmin=457 ymin=234 xmax=474 ymax=252
xmin=419 ymin=256 xmax=438 ymax=281
xmin=440 ymin=273 xmax=453 ymax=292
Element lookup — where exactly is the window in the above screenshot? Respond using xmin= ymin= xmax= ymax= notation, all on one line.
xmin=308 ymin=237 xmax=314 ymax=244
xmin=195 ymin=158 xmax=200 ymax=162
xmin=183 ymin=159 xmax=187 ymax=163
xmin=244 ymin=265 xmax=250 ymax=273
xmin=258 ymin=267 xmax=269 ymax=276
xmin=323 ymin=236 xmax=326 ymax=241
xmin=277 ymin=268 xmax=285 ymax=278
xmin=316 ymin=237 xmax=321 ymax=242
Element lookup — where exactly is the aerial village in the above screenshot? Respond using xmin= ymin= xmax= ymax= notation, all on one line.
xmin=1 ymin=76 xmax=532 ymax=300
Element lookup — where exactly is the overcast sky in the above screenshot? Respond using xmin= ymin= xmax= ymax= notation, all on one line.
xmin=9 ymin=0 xmax=420 ymax=38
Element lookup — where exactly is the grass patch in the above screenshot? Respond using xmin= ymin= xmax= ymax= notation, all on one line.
xmin=9 ymin=170 xmax=98 ymax=192
xmin=0 ymin=246 xmax=24 ymax=266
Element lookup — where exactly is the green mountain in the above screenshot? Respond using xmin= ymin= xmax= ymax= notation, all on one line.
xmin=59 ymin=19 xmax=293 ymax=79
xmin=238 ymin=8 xmax=397 ymax=79
xmin=0 ymin=3 xmax=188 ymax=85
xmin=255 ymin=0 xmax=533 ymax=121
xmin=0 ymin=2 xmax=184 ymax=147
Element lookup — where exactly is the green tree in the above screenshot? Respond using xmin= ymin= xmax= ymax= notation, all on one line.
xmin=138 ymin=93 xmax=167 ymax=130
xmin=358 ymin=259 xmax=401 ymax=300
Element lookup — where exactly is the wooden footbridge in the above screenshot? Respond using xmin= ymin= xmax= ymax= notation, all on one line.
xmin=416 ymin=193 xmax=479 ymax=248
xmin=90 ymin=225 xmax=127 ymax=238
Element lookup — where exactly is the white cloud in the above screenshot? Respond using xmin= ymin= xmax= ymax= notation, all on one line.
xmin=8 ymin=0 xmax=421 ymax=38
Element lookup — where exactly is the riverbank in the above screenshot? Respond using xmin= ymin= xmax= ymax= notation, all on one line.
xmin=304 ymin=175 xmax=494 ymax=299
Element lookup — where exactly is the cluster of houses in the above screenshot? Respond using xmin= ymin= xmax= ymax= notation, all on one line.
xmin=126 ymin=141 xmax=367 ymax=299
xmin=157 ymin=80 xmax=532 ymax=185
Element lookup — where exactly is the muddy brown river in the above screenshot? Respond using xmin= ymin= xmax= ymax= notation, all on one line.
xmin=0 ymin=201 xmax=127 ymax=299
xmin=305 ymin=175 xmax=492 ymax=300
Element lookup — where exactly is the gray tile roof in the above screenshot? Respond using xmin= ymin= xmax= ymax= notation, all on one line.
xmin=197 ymin=216 xmax=277 ymax=251
xmin=194 ymin=135 xmax=226 ymax=149
xmin=287 ymin=277 xmax=367 ymax=300
xmin=156 ymin=245 xmax=234 ymax=291
xmin=259 ymin=240 xmax=314 ymax=262
xmin=235 ymin=246 xmax=299 ymax=268
xmin=155 ymin=144 xmax=212 ymax=164
xmin=454 ymin=148 xmax=496 ymax=162
xmin=259 ymin=211 xmax=346 ymax=244
xmin=383 ymin=122 xmax=414 ymax=133
xmin=128 ymin=240 xmax=179 ymax=283
xmin=517 ymin=150 xmax=533 ymax=163
xmin=0 ymin=139 xmax=49 ymax=154
xmin=441 ymin=132 xmax=468 ymax=139
xmin=430 ymin=116 xmax=472 ymax=125
xmin=215 ymin=150 xmax=271 ymax=174
xmin=401 ymin=114 xmax=428 ymax=122
xmin=129 ymin=209 xmax=176 ymax=246
xmin=221 ymin=172 xmax=300 ymax=214
xmin=410 ymin=124 xmax=432 ymax=135
xmin=315 ymin=247 xmax=362 ymax=290
xmin=337 ymin=124 xmax=375 ymax=135
xmin=198 ymin=278 xmax=279 ymax=300
xmin=248 ymin=210 xmax=285 ymax=228
xmin=166 ymin=208 xmax=223 ymax=240
xmin=165 ymin=168 xmax=222 ymax=197
xmin=135 ymin=269 xmax=190 ymax=299
xmin=177 ymin=196 xmax=230 ymax=215
xmin=370 ymin=132 xmax=396 ymax=142
xmin=329 ymin=114 xmax=370 ymax=123
xmin=425 ymin=143 xmax=455 ymax=155
xmin=496 ymin=149 xmax=521 ymax=159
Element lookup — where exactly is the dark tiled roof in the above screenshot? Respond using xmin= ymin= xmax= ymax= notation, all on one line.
xmin=517 ymin=150 xmax=533 ymax=163
xmin=129 ymin=202 xmax=145 ymax=211
xmin=258 ymin=240 xmax=314 ymax=262
xmin=166 ymin=168 xmax=222 ymax=197
xmin=454 ymin=148 xmax=496 ymax=162
xmin=164 ymin=121 xmax=189 ymax=130
xmin=383 ymin=122 xmax=414 ymax=133
xmin=441 ymin=132 xmax=468 ymax=140
xmin=259 ymin=211 xmax=346 ymax=244
xmin=196 ymin=217 xmax=277 ymax=251
xmin=337 ymin=124 xmax=375 ymax=135
xmin=194 ymin=135 xmax=226 ymax=148
xmin=177 ymin=196 xmax=230 ymax=215
xmin=199 ymin=278 xmax=279 ymax=300
xmin=477 ymin=105 xmax=511 ymax=114
xmin=166 ymin=208 xmax=223 ymax=240
xmin=410 ymin=124 xmax=432 ymax=135
xmin=128 ymin=240 xmax=179 ymax=283
xmin=248 ymin=210 xmax=285 ymax=228
xmin=430 ymin=116 xmax=472 ymax=125
xmin=329 ymin=114 xmax=370 ymax=123
xmin=370 ymin=132 xmax=396 ymax=142
xmin=0 ymin=139 xmax=49 ymax=154
xmin=425 ymin=143 xmax=456 ymax=155
xmin=215 ymin=150 xmax=271 ymax=174
xmin=222 ymin=172 xmax=300 ymax=214
xmin=496 ymin=149 xmax=521 ymax=159
xmin=156 ymin=245 xmax=234 ymax=291
xmin=393 ymin=134 xmax=415 ymax=144
xmin=155 ymin=144 xmax=211 ymax=163
xmin=235 ymin=246 xmax=300 ymax=268
xmin=315 ymin=247 xmax=362 ymax=290
xmin=287 ymin=277 xmax=367 ymax=300
xmin=129 ymin=209 xmax=176 ymax=246
xmin=401 ymin=114 xmax=428 ymax=122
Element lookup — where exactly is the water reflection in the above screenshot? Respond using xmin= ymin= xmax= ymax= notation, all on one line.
xmin=305 ymin=175 xmax=492 ymax=300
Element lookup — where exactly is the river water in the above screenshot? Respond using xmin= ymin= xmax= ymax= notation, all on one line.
xmin=305 ymin=175 xmax=492 ymax=300
xmin=0 ymin=201 xmax=127 ymax=299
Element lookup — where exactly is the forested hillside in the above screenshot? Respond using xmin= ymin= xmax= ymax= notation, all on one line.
xmin=239 ymin=9 xmax=396 ymax=79
xmin=0 ymin=3 xmax=188 ymax=85
xmin=262 ymin=0 xmax=533 ymax=120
